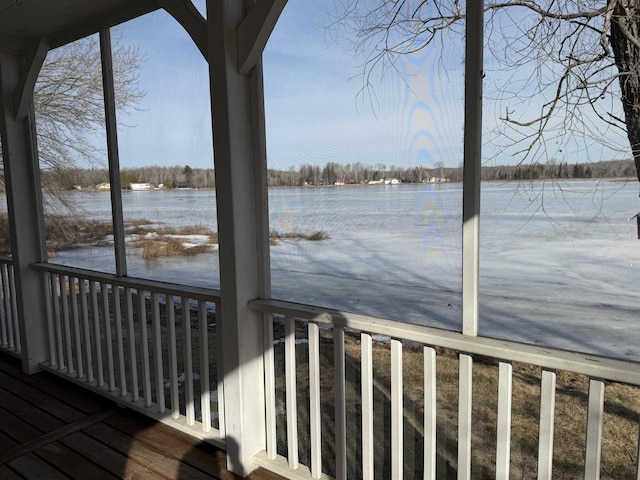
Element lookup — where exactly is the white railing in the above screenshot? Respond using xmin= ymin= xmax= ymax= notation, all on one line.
xmin=30 ymin=262 xmax=225 ymax=446
xmin=0 ymin=256 xmax=20 ymax=358
xmin=250 ymin=298 xmax=640 ymax=480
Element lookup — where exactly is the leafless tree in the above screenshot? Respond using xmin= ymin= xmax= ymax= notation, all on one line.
xmin=332 ymin=0 xmax=640 ymax=182
xmin=34 ymin=33 xmax=144 ymax=187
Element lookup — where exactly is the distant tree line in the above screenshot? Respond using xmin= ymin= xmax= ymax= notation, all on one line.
xmin=482 ymin=159 xmax=636 ymax=181
xmin=34 ymin=158 xmax=635 ymax=191
xmin=39 ymin=164 xmax=216 ymax=190
xmin=268 ymin=159 xmax=634 ymax=186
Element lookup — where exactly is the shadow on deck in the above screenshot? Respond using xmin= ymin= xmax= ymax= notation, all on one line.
xmin=0 ymin=353 xmax=283 ymax=480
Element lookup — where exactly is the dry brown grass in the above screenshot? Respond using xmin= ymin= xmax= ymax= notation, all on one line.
xmin=269 ymin=230 xmax=330 ymax=244
xmin=125 ymin=218 xmax=155 ymax=228
xmin=128 ymin=222 xmax=215 ymax=237
xmin=157 ymin=225 xmax=214 ymax=236
xmin=128 ymin=222 xmax=328 ymax=259
xmin=0 ymin=213 xmax=118 ymax=255
xmin=136 ymin=238 xmax=213 ymax=260
xmin=0 ymin=213 xmax=117 ymax=256
xmin=126 ymin=221 xmax=219 ymax=260
xmin=0 ymin=213 xmax=326 ymax=258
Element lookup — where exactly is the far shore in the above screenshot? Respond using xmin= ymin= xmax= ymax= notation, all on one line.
xmin=57 ymin=175 xmax=637 ymax=194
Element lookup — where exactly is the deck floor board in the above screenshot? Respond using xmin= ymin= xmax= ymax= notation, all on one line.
xmin=0 ymin=370 xmax=89 ymax=423
xmin=0 ymin=431 xmax=18 ymax=451
xmin=0 ymin=354 xmax=284 ymax=480
xmin=0 ymin=385 xmax=67 ymax=433
xmin=34 ymin=442 xmax=118 ymax=480
xmin=0 ymin=464 xmax=24 ymax=480
xmin=8 ymin=452 xmax=71 ymax=480
xmin=0 ymin=360 xmax=108 ymax=415
xmin=0 ymin=407 xmax=43 ymax=444
xmin=60 ymin=432 xmax=167 ymax=480
xmin=104 ymin=413 xmax=239 ymax=479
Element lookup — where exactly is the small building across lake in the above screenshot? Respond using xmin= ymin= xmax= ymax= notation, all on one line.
xmin=130 ymin=182 xmax=152 ymax=191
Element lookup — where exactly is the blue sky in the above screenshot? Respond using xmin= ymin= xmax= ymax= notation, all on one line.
xmin=108 ymin=1 xmax=628 ymax=171
xmin=112 ymin=0 xmax=466 ymax=171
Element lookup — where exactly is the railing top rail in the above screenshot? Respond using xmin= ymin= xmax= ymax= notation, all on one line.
xmin=0 ymin=256 xmax=12 ymax=264
xmin=31 ymin=262 xmax=221 ymax=302
xmin=250 ymin=298 xmax=640 ymax=387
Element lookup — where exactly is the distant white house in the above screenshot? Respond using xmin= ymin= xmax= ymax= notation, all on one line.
xmin=384 ymin=178 xmax=400 ymax=185
xmin=334 ymin=180 xmax=345 ymax=186
xmin=130 ymin=183 xmax=152 ymax=191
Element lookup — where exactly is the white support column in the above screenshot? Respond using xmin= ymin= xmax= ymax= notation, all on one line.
xmin=207 ymin=0 xmax=270 ymax=475
xmin=100 ymin=29 xmax=127 ymax=277
xmin=237 ymin=0 xmax=288 ymax=75
xmin=462 ymin=0 xmax=484 ymax=336
xmin=0 ymin=52 xmax=49 ymax=374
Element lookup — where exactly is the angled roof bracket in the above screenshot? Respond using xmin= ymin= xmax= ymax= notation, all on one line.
xmin=14 ymin=37 xmax=50 ymax=122
xmin=157 ymin=0 xmax=207 ymax=59
xmin=237 ymin=0 xmax=287 ymax=76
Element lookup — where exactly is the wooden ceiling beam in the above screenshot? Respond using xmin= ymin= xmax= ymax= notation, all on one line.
xmin=236 ymin=0 xmax=287 ymax=76
xmin=13 ymin=37 xmax=49 ymax=122
xmin=49 ymin=1 xmax=159 ymax=50
xmin=157 ymin=0 xmax=207 ymax=59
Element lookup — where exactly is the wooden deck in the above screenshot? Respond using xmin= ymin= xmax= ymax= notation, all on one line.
xmin=0 ymin=354 xmax=284 ymax=480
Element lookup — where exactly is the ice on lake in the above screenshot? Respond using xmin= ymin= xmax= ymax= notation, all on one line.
xmin=50 ymin=179 xmax=640 ymax=361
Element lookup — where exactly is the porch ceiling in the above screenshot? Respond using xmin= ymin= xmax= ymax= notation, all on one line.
xmin=0 ymin=0 xmax=160 ymax=55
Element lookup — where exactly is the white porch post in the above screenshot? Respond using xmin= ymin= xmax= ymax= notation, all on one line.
xmin=99 ymin=28 xmax=127 ymax=277
xmin=0 ymin=52 xmax=49 ymax=374
xmin=207 ymin=0 xmax=270 ymax=475
xmin=462 ymin=0 xmax=484 ymax=336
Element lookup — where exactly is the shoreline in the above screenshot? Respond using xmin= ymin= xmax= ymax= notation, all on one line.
xmin=54 ymin=175 xmax=637 ymax=194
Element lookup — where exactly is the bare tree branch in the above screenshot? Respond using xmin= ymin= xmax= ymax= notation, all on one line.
xmin=332 ymin=0 xmax=640 ymax=182
xmin=34 ymin=33 xmax=145 ymax=174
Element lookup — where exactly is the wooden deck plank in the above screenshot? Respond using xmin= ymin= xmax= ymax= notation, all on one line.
xmin=0 ymin=358 xmax=108 ymax=415
xmin=35 ymin=441 xmax=118 ymax=480
xmin=8 ymin=452 xmax=70 ymax=480
xmin=105 ymin=413 xmax=285 ymax=480
xmin=84 ymin=421 xmax=224 ymax=480
xmin=0 ymin=407 xmax=119 ymax=465
xmin=60 ymin=431 xmax=167 ymax=480
xmin=0 ymin=370 xmax=91 ymax=423
xmin=0 ymin=385 xmax=67 ymax=433
xmin=0 ymin=407 xmax=43 ymax=444
xmin=0 ymin=464 xmax=24 ymax=480
xmin=0 ymin=430 xmax=19 ymax=451
xmin=0 ymin=353 xmax=284 ymax=480
xmin=105 ymin=412 xmax=238 ymax=479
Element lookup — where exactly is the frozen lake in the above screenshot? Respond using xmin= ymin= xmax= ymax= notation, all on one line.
xmin=50 ymin=179 xmax=640 ymax=361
